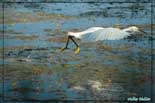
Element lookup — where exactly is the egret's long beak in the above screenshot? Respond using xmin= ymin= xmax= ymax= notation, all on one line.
xmin=59 ymin=36 xmax=80 ymax=54
xmin=139 ymin=30 xmax=147 ymax=34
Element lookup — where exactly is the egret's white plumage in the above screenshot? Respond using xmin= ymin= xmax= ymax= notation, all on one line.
xmin=60 ymin=26 xmax=140 ymax=54
xmin=67 ymin=26 xmax=139 ymax=42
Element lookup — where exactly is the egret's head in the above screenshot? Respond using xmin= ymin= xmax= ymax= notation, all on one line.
xmin=123 ymin=26 xmax=139 ymax=33
xmin=131 ymin=26 xmax=139 ymax=31
xmin=127 ymin=26 xmax=139 ymax=32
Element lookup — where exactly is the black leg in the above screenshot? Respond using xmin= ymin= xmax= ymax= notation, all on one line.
xmin=59 ymin=36 xmax=70 ymax=52
xmin=65 ymin=36 xmax=70 ymax=48
xmin=70 ymin=36 xmax=79 ymax=47
xmin=59 ymin=36 xmax=80 ymax=54
xmin=70 ymin=36 xmax=80 ymax=54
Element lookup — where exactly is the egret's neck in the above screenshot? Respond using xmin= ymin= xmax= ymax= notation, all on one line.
xmin=69 ymin=30 xmax=93 ymax=38
xmin=74 ymin=27 xmax=103 ymax=36
xmin=68 ymin=27 xmax=104 ymax=38
xmin=81 ymin=27 xmax=104 ymax=34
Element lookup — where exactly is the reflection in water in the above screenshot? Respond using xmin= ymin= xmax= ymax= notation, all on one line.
xmin=0 ymin=2 xmax=153 ymax=102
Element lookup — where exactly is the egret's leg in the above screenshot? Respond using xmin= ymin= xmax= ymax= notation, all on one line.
xmin=70 ymin=36 xmax=79 ymax=47
xmin=65 ymin=36 xmax=70 ymax=48
xmin=59 ymin=36 xmax=70 ymax=52
xmin=70 ymin=37 xmax=80 ymax=54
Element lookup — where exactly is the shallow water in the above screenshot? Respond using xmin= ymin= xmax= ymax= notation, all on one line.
xmin=0 ymin=2 xmax=154 ymax=102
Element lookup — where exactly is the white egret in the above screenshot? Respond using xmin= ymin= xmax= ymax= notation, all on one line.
xmin=60 ymin=26 xmax=145 ymax=54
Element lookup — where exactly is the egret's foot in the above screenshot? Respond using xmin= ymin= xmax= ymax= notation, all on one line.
xmin=59 ymin=47 xmax=67 ymax=52
xmin=74 ymin=47 xmax=80 ymax=54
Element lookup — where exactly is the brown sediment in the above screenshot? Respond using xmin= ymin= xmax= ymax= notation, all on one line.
xmin=0 ymin=45 xmax=35 ymax=52
xmin=3 ymin=63 xmax=53 ymax=80
xmin=96 ymin=44 xmax=113 ymax=51
xmin=1 ymin=11 xmax=76 ymax=24
xmin=13 ymin=35 xmax=39 ymax=41
xmin=47 ymin=37 xmax=67 ymax=42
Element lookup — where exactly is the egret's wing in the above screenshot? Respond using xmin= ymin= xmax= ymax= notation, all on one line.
xmin=95 ymin=28 xmax=131 ymax=40
xmin=81 ymin=32 xmax=98 ymax=42
xmin=81 ymin=28 xmax=131 ymax=42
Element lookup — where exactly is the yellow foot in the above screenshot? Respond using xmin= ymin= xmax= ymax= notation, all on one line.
xmin=59 ymin=47 xmax=67 ymax=52
xmin=74 ymin=47 xmax=80 ymax=54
